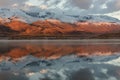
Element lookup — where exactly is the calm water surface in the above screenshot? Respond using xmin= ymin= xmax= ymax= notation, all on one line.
xmin=0 ymin=40 xmax=120 ymax=80
xmin=0 ymin=40 xmax=120 ymax=59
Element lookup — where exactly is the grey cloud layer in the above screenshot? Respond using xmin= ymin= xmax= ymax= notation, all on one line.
xmin=0 ymin=0 xmax=28 ymax=7
xmin=106 ymin=0 xmax=120 ymax=12
xmin=35 ymin=0 xmax=120 ymax=13
xmin=71 ymin=0 xmax=93 ymax=9
xmin=72 ymin=0 xmax=120 ymax=13
xmin=0 ymin=0 xmax=120 ymax=14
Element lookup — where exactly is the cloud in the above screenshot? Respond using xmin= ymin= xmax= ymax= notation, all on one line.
xmin=70 ymin=0 xmax=120 ymax=14
xmin=27 ymin=0 xmax=120 ymax=14
xmin=0 ymin=0 xmax=120 ymax=14
xmin=0 ymin=0 xmax=28 ymax=7
xmin=71 ymin=0 xmax=93 ymax=9
xmin=106 ymin=0 xmax=120 ymax=12
xmin=27 ymin=0 xmax=70 ymax=10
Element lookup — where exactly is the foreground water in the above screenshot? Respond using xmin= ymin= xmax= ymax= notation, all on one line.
xmin=0 ymin=40 xmax=120 ymax=80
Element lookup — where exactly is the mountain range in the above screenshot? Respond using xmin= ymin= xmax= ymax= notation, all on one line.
xmin=0 ymin=7 xmax=120 ymax=39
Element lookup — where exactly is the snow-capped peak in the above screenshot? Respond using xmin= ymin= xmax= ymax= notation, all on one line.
xmin=0 ymin=7 xmax=120 ymax=23
xmin=0 ymin=8 xmax=39 ymax=23
xmin=105 ymin=10 xmax=120 ymax=20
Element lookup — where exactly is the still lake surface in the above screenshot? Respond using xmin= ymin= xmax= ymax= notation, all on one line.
xmin=0 ymin=40 xmax=120 ymax=80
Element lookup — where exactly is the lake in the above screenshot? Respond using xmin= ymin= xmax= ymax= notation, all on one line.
xmin=0 ymin=40 xmax=120 ymax=80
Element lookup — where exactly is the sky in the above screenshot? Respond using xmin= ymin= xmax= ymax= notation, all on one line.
xmin=0 ymin=0 xmax=120 ymax=14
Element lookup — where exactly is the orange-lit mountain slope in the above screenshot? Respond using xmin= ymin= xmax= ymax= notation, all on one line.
xmin=0 ymin=19 xmax=120 ymax=39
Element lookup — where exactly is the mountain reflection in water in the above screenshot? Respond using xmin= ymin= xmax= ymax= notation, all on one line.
xmin=0 ymin=40 xmax=120 ymax=59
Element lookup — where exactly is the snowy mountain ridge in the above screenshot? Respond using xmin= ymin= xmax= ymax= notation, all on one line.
xmin=105 ymin=10 xmax=120 ymax=21
xmin=0 ymin=8 xmax=120 ymax=23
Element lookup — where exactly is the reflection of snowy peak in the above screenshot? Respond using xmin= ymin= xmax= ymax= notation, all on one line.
xmin=0 ymin=54 xmax=120 ymax=80
xmin=0 ymin=8 xmax=120 ymax=23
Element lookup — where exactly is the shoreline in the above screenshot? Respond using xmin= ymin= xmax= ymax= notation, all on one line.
xmin=0 ymin=39 xmax=119 ymax=44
